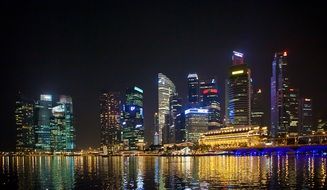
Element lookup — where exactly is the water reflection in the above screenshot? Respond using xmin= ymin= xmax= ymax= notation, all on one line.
xmin=0 ymin=155 xmax=326 ymax=189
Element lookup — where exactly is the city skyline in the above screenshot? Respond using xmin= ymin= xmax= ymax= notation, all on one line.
xmin=1 ymin=1 xmax=327 ymax=150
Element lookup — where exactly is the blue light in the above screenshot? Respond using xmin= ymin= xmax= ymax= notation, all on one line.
xmin=134 ymin=86 xmax=143 ymax=93
xmin=130 ymin=106 xmax=135 ymax=111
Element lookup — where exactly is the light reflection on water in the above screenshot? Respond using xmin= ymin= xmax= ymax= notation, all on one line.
xmin=0 ymin=155 xmax=326 ymax=189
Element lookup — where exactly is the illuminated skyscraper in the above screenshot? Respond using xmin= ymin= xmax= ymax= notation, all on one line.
xmin=122 ymin=86 xmax=144 ymax=150
xmin=153 ymin=112 xmax=159 ymax=145
xmin=251 ymin=88 xmax=265 ymax=127
xmin=34 ymin=94 xmax=53 ymax=151
xmin=169 ymin=95 xmax=183 ymax=143
xmin=15 ymin=92 xmax=35 ymax=151
xmin=158 ymin=73 xmax=176 ymax=144
xmin=288 ymin=88 xmax=299 ymax=136
xmin=299 ymin=98 xmax=313 ymax=135
xmin=200 ymin=79 xmax=221 ymax=130
xmin=187 ymin=73 xmax=199 ymax=107
xmin=271 ymin=51 xmax=290 ymax=138
xmin=225 ymin=51 xmax=251 ymax=126
xmin=185 ymin=108 xmax=209 ymax=143
xmin=99 ymin=92 xmax=121 ymax=153
xmin=50 ymin=95 xmax=75 ymax=152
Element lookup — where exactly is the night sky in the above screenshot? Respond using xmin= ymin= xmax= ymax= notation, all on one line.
xmin=1 ymin=1 xmax=327 ymax=150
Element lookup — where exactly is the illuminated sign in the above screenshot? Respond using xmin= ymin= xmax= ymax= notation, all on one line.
xmin=304 ymin=98 xmax=311 ymax=101
xmin=232 ymin=70 xmax=244 ymax=75
xmin=130 ymin=106 xmax=136 ymax=111
xmin=40 ymin=94 xmax=52 ymax=101
xmin=283 ymin=51 xmax=287 ymax=56
xmin=233 ymin=51 xmax=243 ymax=57
xmin=203 ymin=89 xmax=218 ymax=94
xmin=135 ymin=124 xmax=142 ymax=128
xmin=257 ymin=89 xmax=262 ymax=93
xmin=134 ymin=86 xmax=143 ymax=93
xmin=185 ymin=108 xmax=208 ymax=115
xmin=187 ymin=73 xmax=199 ymax=79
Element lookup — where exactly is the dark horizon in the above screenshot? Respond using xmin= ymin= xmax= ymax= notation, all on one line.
xmin=1 ymin=1 xmax=327 ymax=150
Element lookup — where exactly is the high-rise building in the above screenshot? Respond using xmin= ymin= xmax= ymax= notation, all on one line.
xmin=185 ymin=108 xmax=209 ymax=143
xmin=169 ymin=95 xmax=183 ymax=143
xmin=99 ymin=92 xmax=121 ymax=152
xmin=15 ymin=93 xmax=35 ymax=151
xmin=34 ymin=94 xmax=53 ymax=151
xmin=158 ymin=73 xmax=176 ymax=145
xmin=122 ymin=86 xmax=144 ymax=150
xmin=175 ymin=112 xmax=186 ymax=143
xmin=153 ymin=112 xmax=159 ymax=145
xmin=187 ymin=73 xmax=199 ymax=107
xmin=200 ymin=79 xmax=221 ymax=130
xmin=225 ymin=51 xmax=251 ymax=126
xmin=288 ymin=88 xmax=299 ymax=136
xmin=299 ymin=98 xmax=313 ymax=135
xmin=271 ymin=51 xmax=290 ymax=138
xmin=251 ymin=88 xmax=265 ymax=127
xmin=50 ymin=95 xmax=75 ymax=152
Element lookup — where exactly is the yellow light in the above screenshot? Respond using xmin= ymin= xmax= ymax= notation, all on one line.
xmin=232 ymin=70 xmax=244 ymax=75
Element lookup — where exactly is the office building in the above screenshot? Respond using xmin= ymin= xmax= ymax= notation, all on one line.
xmin=50 ymin=95 xmax=75 ymax=152
xmin=271 ymin=51 xmax=290 ymax=138
xmin=187 ymin=73 xmax=200 ymax=107
xmin=99 ymin=92 xmax=121 ymax=153
xmin=185 ymin=108 xmax=209 ymax=143
xmin=225 ymin=51 xmax=252 ymax=126
xmin=158 ymin=73 xmax=176 ymax=145
xmin=34 ymin=94 xmax=53 ymax=151
xmin=288 ymin=88 xmax=299 ymax=136
xmin=122 ymin=86 xmax=144 ymax=150
xmin=15 ymin=93 xmax=35 ymax=151
xmin=299 ymin=98 xmax=313 ymax=135
xmin=251 ymin=88 xmax=265 ymax=127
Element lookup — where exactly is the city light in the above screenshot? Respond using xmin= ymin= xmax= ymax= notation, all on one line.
xmin=232 ymin=70 xmax=244 ymax=75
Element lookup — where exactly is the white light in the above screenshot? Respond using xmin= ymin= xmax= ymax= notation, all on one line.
xmin=233 ymin=51 xmax=243 ymax=57
xmin=185 ymin=108 xmax=208 ymax=115
xmin=134 ymin=86 xmax=143 ymax=93
xmin=40 ymin=94 xmax=52 ymax=101
xmin=187 ymin=73 xmax=198 ymax=79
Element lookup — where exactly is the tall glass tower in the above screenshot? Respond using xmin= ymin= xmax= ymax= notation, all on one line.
xmin=15 ymin=92 xmax=35 ymax=151
xmin=187 ymin=73 xmax=199 ymax=107
xmin=122 ymin=86 xmax=144 ymax=150
xmin=225 ymin=51 xmax=252 ymax=126
xmin=99 ymin=92 xmax=121 ymax=153
xmin=158 ymin=73 xmax=176 ymax=145
xmin=271 ymin=51 xmax=290 ymax=138
xmin=50 ymin=95 xmax=75 ymax=152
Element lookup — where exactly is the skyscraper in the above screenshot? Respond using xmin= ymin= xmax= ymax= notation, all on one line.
xmin=153 ymin=112 xmax=159 ymax=145
xmin=251 ymin=88 xmax=265 ymax=127
xmin=158 ymin=73 xmax=176 ymax=145
xmin=185 ymin=108 xmax=208 ymax=143
xmin=169 ymin=95 xmax=183 ymax=143
xmin=288 ymin=88 xmax=299 ymax=136
xmin=187 ymin=73 xmax=199 ymax=107
xmin=99 ymin=92 xmax=121 ymax=153
xmin=15 ymin=93 xmax=35 ymax=151
xmin=299 ymin=98 xmax=313 ymax=135
xmin=34 ymin=94 xmax=53 ymax=151
xmin=271 ymin=51 xmax=290 ymax=138
xmin=50 ymin=95 xmax=75 ymax=152
xmin=122 ymin=86 xmax=144 ymax=150
xmin=225 ymin=51 xmax=251 ymax=126
xmin=201 ymin=79 xmax=221 ymax=129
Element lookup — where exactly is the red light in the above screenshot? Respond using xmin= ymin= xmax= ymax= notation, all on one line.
xmin=203 ymin=89 xmax=218 ymax=94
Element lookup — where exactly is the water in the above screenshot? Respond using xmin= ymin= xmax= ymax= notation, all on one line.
xmin=0 ymin=155 xmax=326 ymax=189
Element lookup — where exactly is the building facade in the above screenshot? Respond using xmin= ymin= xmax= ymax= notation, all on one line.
xmin=158 ymin=73 xmax=176 ymax=145
xmin=50 ymin=95 xmax=75 ymax=152
xmin=15 ymin=93 xmax=35 ymax=151
xmin=251 ymin=88 xmax=265 ymax=127
xmin=34 ymin=94 xmax=53 ymax=151
xmin=225 ymin=51 xmax=252 ymax=126
xmin=299 ymin=98 xmax=313 ymax=135
xmin=187 ymin=73 xmax=200 ymax=107
xmin=99 ymin=92 xmax=121 ymax=153
xmin=271 ymin=51 xmax=290 ymax=138
xmin=185 ymin=108 xmax=209 ymax=143
xmin=288 ymin=88 xmax=299 ymax=136
xmin=122 ymin=86 xmax=144 ymax=150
